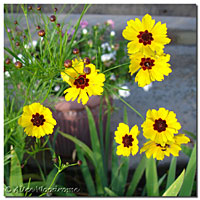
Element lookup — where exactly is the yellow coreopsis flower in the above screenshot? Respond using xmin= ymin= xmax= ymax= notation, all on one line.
xmin=18 ymin=103 xmax=57 ymax=138
xmin=114 ymin=123 xmax=140 ymax=157
xmin=122 ymin=14 xmax=171 ymax=56
xmin=61 ymin=59 xmax=105 ymax=105
xmin=140 ymin=134 xmax=190 ymax=160
xmin=141 ymin=108 xmax=181 ymax=146
xmin=129 ymin=52 xmax=172 ymax=87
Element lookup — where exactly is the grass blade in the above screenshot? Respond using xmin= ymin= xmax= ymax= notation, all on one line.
xmin=85 ymin=106 xmax=107 ymax=187
xmin=163 ymin=169 xmax=185 ymax=196
xmin=104 ymin=187 xmax=118 ymax=197
xmin=76 ymin=145 xmax=96 ymax=196
xmin=166 ymin=157 xmax=177 ymax=190
xmin=9 ymin=147 xmax=23 ymax=196
xmin=126 ymin=155 xmax=146 ymax=196
xmin=179 ymin=143 xmax=196 ymax=196
xmin=145 ymin=157 xmax=159 ymax=196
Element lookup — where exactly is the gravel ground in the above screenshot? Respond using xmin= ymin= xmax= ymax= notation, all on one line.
xmin=110 ymin=45 xmax=196 ymax=168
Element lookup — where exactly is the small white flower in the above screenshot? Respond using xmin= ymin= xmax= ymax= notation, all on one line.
xmin=54 ymin=85 xmax=60 ymax=92
xmin=110 ymin=73 xmax=116 ymax=81
xmin=118 ymin=85 xmax=130 ymax=98
xmin=101 ymin=54 xmax=112 ymax=62
xmin=82 ymin=28 xmax=88 ymax=35
xmin=5 ymin=71 xmax=10 ymax=77
xmin=143 ymin=82 xmax=153 ymax=92
xmin=24 ymin=40 xmax=37 ymax=49
xmin=101 ymin=42 xmax=111 ymax=52
xmin=110 ymin=31 xmax=116 ymax=37
xmin=13 ymin=54 xmax=24 ymax=63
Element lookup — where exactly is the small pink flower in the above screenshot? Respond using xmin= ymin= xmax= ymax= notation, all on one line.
xmin=7 ymin=28 xmax=11 ymax=33
xmin=80 ymin=20 xmax=88 ymax=29
xmin=106 ymin=19 xmax=115 ymax=29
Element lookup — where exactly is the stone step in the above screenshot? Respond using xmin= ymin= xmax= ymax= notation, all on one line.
xmin=4 ymin=14 xmax=196 ymax=46
xmin=5 ymin=4 xmax=197 ymax=17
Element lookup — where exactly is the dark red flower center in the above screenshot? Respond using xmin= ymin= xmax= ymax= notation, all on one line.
xmin=137 ymin=30 xmax=154 ymax=45
xmin=140 ymin=57 xmax=155 ymax=70
xmin=122 ymin=134 xmax=134 ymax=148
xmin=153 ymin=118 xmax=168 ymax=132
xmin=156 ymin=143 xmax=170 ymax=151
xmin=31 ymin=113 xmax=45 ymax=127
xmin=74 ymin=74 xmax=89 ymax=89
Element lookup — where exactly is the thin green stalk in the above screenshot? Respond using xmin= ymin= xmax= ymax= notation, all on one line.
xmin=102 ymin=62 xmax=130 ymax=74
xmin=33 ymin=157 xmax=45 ymax=182
xmin=4 ymin=115 xmax=21 ymax=126
xmin=105 ymin=85 xmax=145 ymax=121
xmin=39 ymin=163 xmax=78 ymax=197
xmin=4 ymin=23 xmax=15 ymax=51
xmin=40 ymin=79 xmax=53 ymax=104
xmin=21 ymin=5 xmax=33 ymax=47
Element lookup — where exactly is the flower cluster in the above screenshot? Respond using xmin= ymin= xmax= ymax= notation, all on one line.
xmin=114 ymin=108 xmax=190 ymax=160
xmin=122 ymin=14 xmax=172 ymax=87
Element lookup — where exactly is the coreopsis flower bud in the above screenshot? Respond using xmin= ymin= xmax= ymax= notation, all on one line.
xmin=28 ymin=5 xmax=32 ymax=10
xmin=83 ymin=67 xmax=91 ymax=75
xmin=73 ymin=48 xmax=79 ymax=55
xmin=5 ymin=58 xmax=11 ymax=65
xmin=54 ymin=7 xmax=58 ymax=12
xmin=15 ymin=41 xmax=20 ymax=46
xmin=77 ymin=160 xmax=82 ymax=166
xmin=11 ymin=37 xmax=14 ymax=40
xmin=83 ymin=57 xmax=90 ymax=65
xmin=64 ymin=59 xmax=72 ymax=68
xmin=37 ymin=6 xmax=41 ymax=11
xmin=23 ymin=35 xmax=26 ymax=39
xmin=15 ymin=61 xmax=22 ymax=68
xmin=38 ymin=30 xmax=45 ymax=37
xmin=56 ymin=23 xmax=60 ymax=28
xmin=14 ymin=20 xmax=18 ymax=25
xmin=50 ymin=15 xmax=56 ymax=22
xmin=36 ymin=25 xmax=40 ymax=30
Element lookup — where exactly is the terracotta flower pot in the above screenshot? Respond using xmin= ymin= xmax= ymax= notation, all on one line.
xmin=49 ymin=95 xmax=111 ymax=158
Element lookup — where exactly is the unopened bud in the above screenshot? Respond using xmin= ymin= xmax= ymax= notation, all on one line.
xmin=15 ymin=61 xmax=22 ymax=68
xmin=73 ymin=48 xmax=79 ymax=55
xmin=64 ymin=59 xmax=72 ymax=68
xmin=84 ymin=67 xmax=91 ymax=75
xmin=83 ymin=57 xmax=90 ymax=65
xmin=50 ymin=15 xmax=56 ymax=22
xmin=38 ymin=30 xmax=45 ymax=37
xmin=5 ymin=58 xmax=11 ymax=65
xmin=77 ymin=160 xmax=82 ymax=166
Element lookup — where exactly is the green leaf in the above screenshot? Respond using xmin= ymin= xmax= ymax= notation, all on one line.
xmin=9 ymin=148 xmax=23 ymax=196
xmin=104 ymin=187 xmax=118 ymax=197
xmin=179 ymin=143 xmax=196 ymax=196
xmin=111 ymin=141 xmax=119 ymax=192
xmin=58 ymin=130 xmax=104 ymax=195
xmin=166 ymin=157 xmax=177 ymax=190
xmin=76 ymin=145 xmax=96 ymax=196
xmin=117 ymin=156 xmax=129 ymax=196
xmin=46 ymin=168 xmax=57 ymax=188
xmin=163 ymin=169 xmax=185 ymax=196
xmin=105 ymin=93 xmax=111 ymax=173
xmin=85 ymin=106 xmax=107 ymax=187
xmin=182 ymin=129 xmax=196 ymax=140
xmin=59 ymin=131 xmax=95 ymax=164
xmin=181 ymin=144 xmax=192 ymax=157
xmin=126 ymin=155 xmax=146 ymax=196
xmin=145 ymin=157 xmax=159 ymax=196
xmin=158 ymin=173 xmax=167 ymax=187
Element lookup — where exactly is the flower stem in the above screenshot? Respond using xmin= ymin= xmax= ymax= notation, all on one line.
xmin=102 ymin=62 xmax=130 ymax=74
xmin=40 ymin=79 xmax=53 ymax=104
xmin=105 ymin=85 xmax=145 ymax=121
